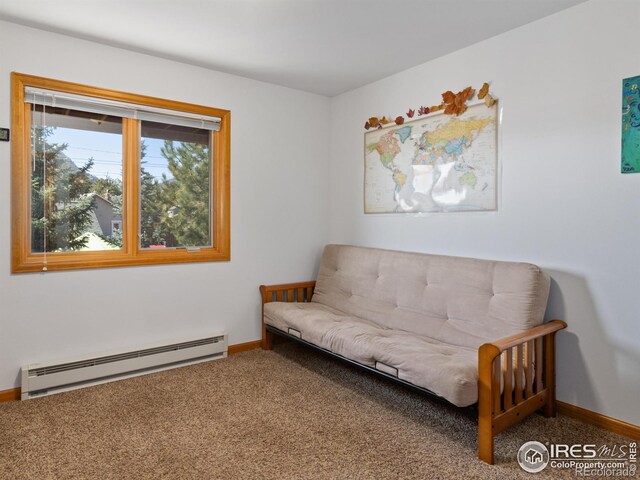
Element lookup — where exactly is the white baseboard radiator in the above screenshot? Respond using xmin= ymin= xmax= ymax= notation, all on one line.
xmin=21 ymin=333 xmax=228 ymax=400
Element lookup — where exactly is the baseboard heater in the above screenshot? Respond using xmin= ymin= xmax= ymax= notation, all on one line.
xmin=21 ymin=333 xmax=227 ymax=400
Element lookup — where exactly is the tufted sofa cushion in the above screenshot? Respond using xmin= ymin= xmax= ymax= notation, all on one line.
xmin=312 ymin=245 xmax=550 ymax=349
xmin=264 ymin=301 xmax=479 ymax=406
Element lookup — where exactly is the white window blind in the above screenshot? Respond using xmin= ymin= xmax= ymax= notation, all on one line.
xmin=24 ymin=87 xmax=221 ymax=131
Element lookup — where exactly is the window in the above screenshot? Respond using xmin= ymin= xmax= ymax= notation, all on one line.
xmin=11 ymin=73 xmax=230 ymax=273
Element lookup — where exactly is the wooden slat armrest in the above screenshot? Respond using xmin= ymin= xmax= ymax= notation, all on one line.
xmin=481 ymin=320 xmax=567 ymax=356
xmin=259 ymin=281 xmax=316 ymax=295
xmin=478 ymin=318 xmax=566 ymax=464
xmin=260 ymin=281 xmax=316 ymax=350
xmin=260 ymin=281 xmax=316 ymax=303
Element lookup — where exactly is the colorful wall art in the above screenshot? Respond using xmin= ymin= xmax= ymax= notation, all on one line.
xmin=364 ymin=101 xmax=498 ymax=213
xmin=622 ymin=75 xmax=640 ymax=174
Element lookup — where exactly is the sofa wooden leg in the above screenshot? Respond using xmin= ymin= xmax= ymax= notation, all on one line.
xmin=543 ymin=333 xmax=556 ymax=418
xmin=478 ymin=418 xmax=495 ymax=464
xmin=478 ymin=343 xmax=499 ymax=464
xmin=262 ymin=329 xmax=273 ymax=350
xmin=543 ymin=399 xmax=557 ymax=418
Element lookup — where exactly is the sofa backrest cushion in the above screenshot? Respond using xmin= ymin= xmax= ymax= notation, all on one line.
xmin=312 ymin=245 xmax=550 ymax=349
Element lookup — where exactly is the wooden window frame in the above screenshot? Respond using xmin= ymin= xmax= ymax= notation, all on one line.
xmin=11 ymin=72 xmax=230 ymax=273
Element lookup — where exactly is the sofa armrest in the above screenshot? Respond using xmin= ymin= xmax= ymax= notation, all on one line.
xmin=259 ymin=281 xmax=316 ymax=350
xmin=260 ymin=281 xmax=317 ymax=304
xmin=478 ymin=319 xmax=567 ymax=464
xmin=482 ymin=320 xmax=567 ymax=354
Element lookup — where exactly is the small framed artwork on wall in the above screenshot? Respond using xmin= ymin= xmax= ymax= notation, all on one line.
xmin=622 ymin=75 xmax=640 ymax=174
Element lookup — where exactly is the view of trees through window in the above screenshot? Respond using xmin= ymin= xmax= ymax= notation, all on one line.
xmin=30 ymin=107 xmax=124 ymax=253
xmin=30 ymin=108 xmax=212 ymax=253
xmin=139 ymin=120 xmax=211 ymax=249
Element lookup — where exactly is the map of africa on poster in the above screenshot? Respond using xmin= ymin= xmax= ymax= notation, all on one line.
xmin=622 ymin=75 xmax=640 ymax=173
xmin=364 ymin=102 xmax=498 ymax=213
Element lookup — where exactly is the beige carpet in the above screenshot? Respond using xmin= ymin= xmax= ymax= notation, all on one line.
xmin=0 ymin=341 xmax=634 ymax=479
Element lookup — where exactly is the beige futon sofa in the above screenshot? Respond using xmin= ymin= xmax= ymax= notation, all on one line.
xmin=260 ymin=244 xmax=566 ymax=464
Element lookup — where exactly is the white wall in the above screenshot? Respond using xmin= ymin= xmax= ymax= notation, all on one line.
xmin=329 ymin=0 xmax=640 ymax=426
xmin=0 ymin=21 xmax=330 ymax=390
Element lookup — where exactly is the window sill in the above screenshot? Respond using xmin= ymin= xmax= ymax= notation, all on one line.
xmin=11 ymin=247 xmax=230 ymax=273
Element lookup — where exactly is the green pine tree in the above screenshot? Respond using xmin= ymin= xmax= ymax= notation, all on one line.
xmin=160 ymin=140 xmax=211 ymax=247
xmin=31 ymin=127 xmax=96 ymax=252
xmin=93 ymin=176 xmax=123 ymax=209
xmin=139 ymin=141 xmax=173 ymax=247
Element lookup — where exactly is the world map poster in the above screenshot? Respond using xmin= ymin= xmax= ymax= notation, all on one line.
xmin=622 ymin=75 xmax=640 ymax=174
xmin=364 ymin=102 xmax=498 ymax=213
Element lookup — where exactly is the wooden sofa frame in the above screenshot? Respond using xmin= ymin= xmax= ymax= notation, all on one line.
xmin=260 ymin=281 xmax=567 ymax=465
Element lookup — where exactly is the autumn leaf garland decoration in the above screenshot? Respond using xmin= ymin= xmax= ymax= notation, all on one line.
xmin=364 ymin=82 xmax=496 ymax=130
